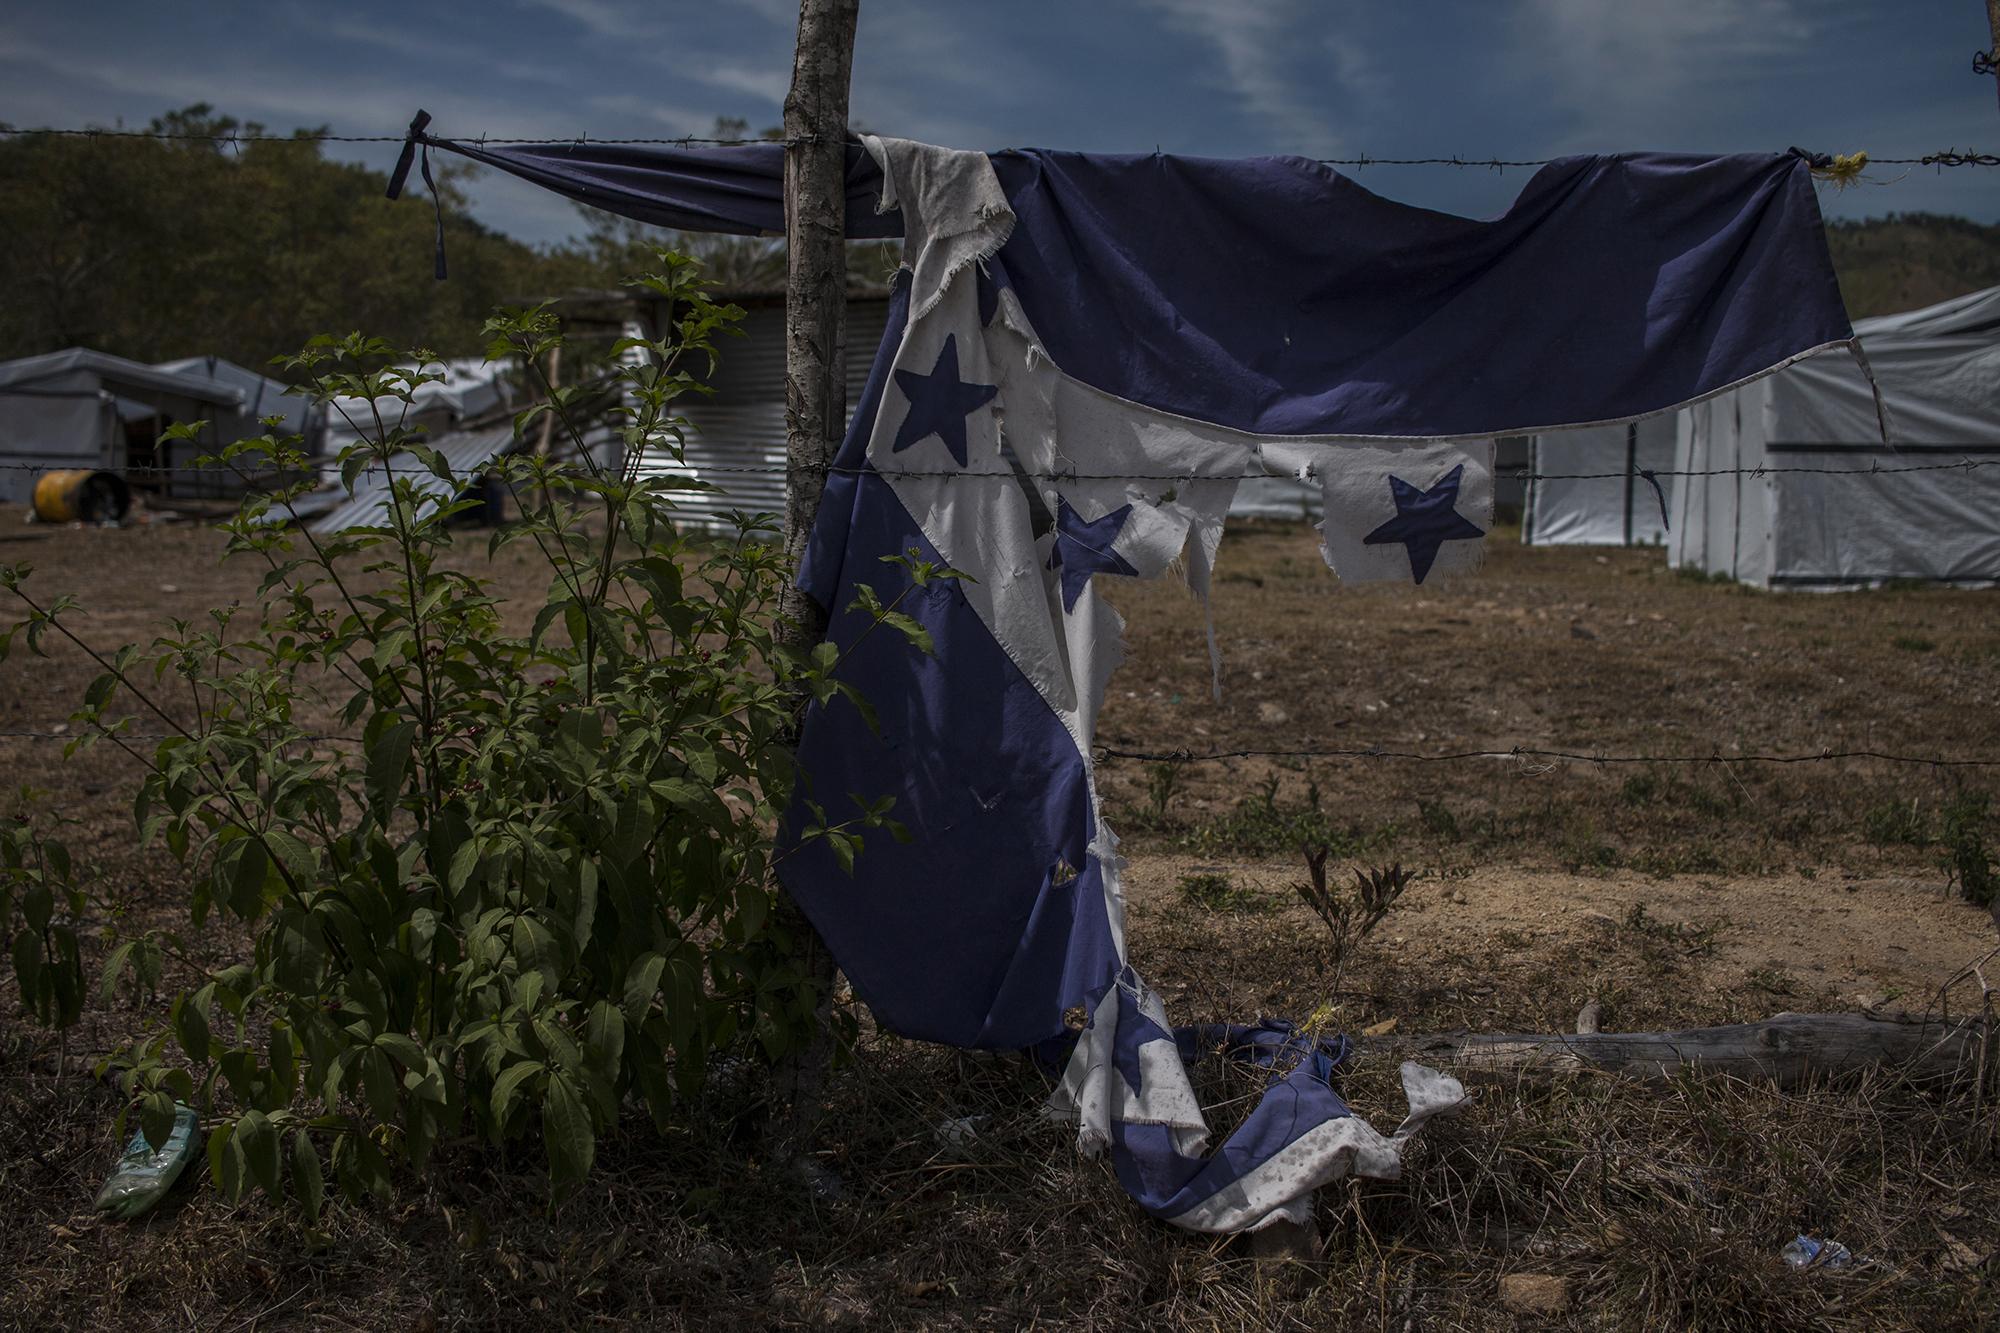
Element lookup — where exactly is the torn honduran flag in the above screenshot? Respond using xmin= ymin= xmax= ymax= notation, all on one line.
xmin=416 ymin=126 xmax=1855 ymax=1232
xmin=781 ymin=139 xmax=1850 ymax=1233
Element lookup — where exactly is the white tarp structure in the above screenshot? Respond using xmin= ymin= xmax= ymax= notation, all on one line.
xmin=1669 ymin=285 xmax=2000 ymax=587
xmin=322 ymin=357 xmax=521 ymax=459
xmin=1521 ymin=416 xmax=1678 ymax=546
xmin=0 ymin=348 xmax=244 ymax=504
xmin=154 ymin=356 xmax=320 ymax=449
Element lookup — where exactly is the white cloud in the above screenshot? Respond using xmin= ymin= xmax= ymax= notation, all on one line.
xmin=693 ymin=61 xmax=791 ymax=105
xmin=1517 ymin=0 xmax=1817 ymax=143
xmin=1135 ymin=0 xmax=1361 ymax=156
xmin=583 ymin=93 xmax=721 ymax=135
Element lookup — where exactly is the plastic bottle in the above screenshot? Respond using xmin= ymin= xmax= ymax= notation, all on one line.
xmin=1781 ymin=1235 xmax=1853 ymax=1270
xmin=93 ymin=1104 xmax=200 ymax=1220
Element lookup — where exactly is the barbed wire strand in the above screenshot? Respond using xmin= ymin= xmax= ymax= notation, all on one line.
xmin=1093 ymin=744 xmax=2000 ymax=769
xmin=2 ymin=457 xmax=1997 ymax=484
xmin=0 ymin=729 xmax=360 ymax=744
xmin=2 ymin=127 xmax=1996 ymax=169
xmin=1 ymin=727 xmax=1992 ymax=770
xmin=0 ymin=128 xmax=781 ymax=147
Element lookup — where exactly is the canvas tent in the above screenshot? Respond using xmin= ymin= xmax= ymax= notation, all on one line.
xmin=321 ymin=357 xmax=522 ymax=460
xmin=154 ymin=356 xmax=320 ymax=450
xmin=1521 ymin=416 xmax=1677 ymax=546
xmin=0 ymin=348 xmax=245 ymax=505
xmin=1668 ymin=285 xmax=2000 ymax=587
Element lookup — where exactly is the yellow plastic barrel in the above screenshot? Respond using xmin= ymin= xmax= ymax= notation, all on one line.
xmin=32 ymin=469 xmax=131 ymax=524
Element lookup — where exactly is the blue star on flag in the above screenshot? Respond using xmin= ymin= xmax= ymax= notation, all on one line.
xmin=1049 ymin=497 xmax=1139 ymax=612
xmin=891 ymin=334 xmax=998 ymax=467
xmin=1361 ymin=464 xmax=1485 ymax=584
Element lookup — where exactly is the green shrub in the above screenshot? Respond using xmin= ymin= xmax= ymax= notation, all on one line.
xmin=1 ymin=792 xmax=88 ymax=1032
xmin=1175 ymin=871 xmax=1266 ymax=914
xmin=0 ymin=252 xmax=945 ymax=1213
xmin=1182 ymin=776 xmax=1384 ymax=859
xmin=1863 ymin=798 xmax=1930 ymax=848
xmin=1939 ymin=791 xmax=1996 ymax=908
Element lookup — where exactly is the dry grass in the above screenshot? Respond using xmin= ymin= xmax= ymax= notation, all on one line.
xmin=3 ymin=516 xmax=1999 ymax=1328
xmin=7 ymin=1029 xmax=1997 ymax=1329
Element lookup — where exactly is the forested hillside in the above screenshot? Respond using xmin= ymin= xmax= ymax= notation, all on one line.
xmin=1828 ymin=213 xmax=2000 ymax=320
xmin=3 ymin=107 xmax=1995 ymax=368
xmin=0 ymin=108 xmax=603 ymax=368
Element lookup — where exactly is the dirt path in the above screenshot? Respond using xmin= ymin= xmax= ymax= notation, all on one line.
xmin=1123 ymin=852 xmax=1997 ymax=1032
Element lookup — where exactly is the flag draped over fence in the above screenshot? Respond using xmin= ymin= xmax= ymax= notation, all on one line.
xmin=414 ymin=125 xmax=1855 ymax=1232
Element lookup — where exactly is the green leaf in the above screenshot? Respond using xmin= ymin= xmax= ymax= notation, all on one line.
xmin=586 ymin=1002 xmax=626 ymax=1078
xmin=228 ymin=837 xmax=271 ymax=917
xmin=98 ymin=939 xmax=136 ymax=1005
xmin=375 ymin=1033 xmax=426 ymax=1072
xmin=543 ymin=1072 xmax=595 ymax=1190
xmin=170 ymin=993 xmax=212 ymax=1063
xmin=290 ymin=1130 xmax=324 ymax=1224
xmin=207 ymin=1122 xmax=234 ymax=1197
xmin=360 ymin=1048 xmax=399 ymax=1124
xmin=621 ymin=952 xmax=667 ymax=1025
xmin=236 ymin=1109 xmax=283 ymax=1199
xmin=490 ymin=1059 xmax=544 ymax=1128
xmin=365 ymin=719 xmax=417 ymax=814
xmin=138 ymin=1089 xmax=178 ymax=1152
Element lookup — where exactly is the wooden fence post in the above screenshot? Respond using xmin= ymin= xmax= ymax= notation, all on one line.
xmin=771 ymin=0 xmax=861 ymax=1175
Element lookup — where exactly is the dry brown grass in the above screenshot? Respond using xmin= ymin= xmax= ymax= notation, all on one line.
xmin=3 ymin=516 xmax=1999 ymax=1329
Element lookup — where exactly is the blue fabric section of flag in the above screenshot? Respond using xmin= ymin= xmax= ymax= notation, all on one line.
xmin=981 ymin=150 xmax=1849 ymax=436
xmin=786 ymin=277 xmax=1120 ymax=1050
xmin=1108 ymin=1009 xmax=1358 ymax=1219
xmin=428 ymin=131 xmax=1848 ymax=438
xmin=423 ymin=137 xmax=902 ymax=239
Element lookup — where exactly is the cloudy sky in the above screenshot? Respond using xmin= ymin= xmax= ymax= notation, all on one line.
xmin=4 ymin=0 xmax=1997 ymax=246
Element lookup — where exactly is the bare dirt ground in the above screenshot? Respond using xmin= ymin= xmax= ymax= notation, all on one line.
xmin=3 ymin=511 xmax=1999 ymax=1329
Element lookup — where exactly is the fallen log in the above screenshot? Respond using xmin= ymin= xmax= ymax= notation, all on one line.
xmin=1365 ymin=1012 xmax=1985 ymax=1088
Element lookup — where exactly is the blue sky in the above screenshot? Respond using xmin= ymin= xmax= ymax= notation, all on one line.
xmin=4 ymin=0 xmax=1997 ymax=246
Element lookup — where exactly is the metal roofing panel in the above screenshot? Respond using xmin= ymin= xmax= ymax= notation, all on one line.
xmin=637 ymin=298 xmax=892 ymax=533
xmin=308 ymin=421 xmax=521 ymax=534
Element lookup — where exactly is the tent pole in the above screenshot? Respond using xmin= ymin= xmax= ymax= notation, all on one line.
xmin=770 ymin=0 xmax=861 ymax=1178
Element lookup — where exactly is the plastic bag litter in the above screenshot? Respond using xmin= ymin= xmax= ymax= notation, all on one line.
xmin=94 ymin=1104 xmax=199 ymax=1220
xmin=1781 ymin=1234 xmax=1854 ymax=1271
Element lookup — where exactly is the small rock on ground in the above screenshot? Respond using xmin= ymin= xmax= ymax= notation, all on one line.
xmin=1498 ymin=1273 xmax=1571 ymax=1315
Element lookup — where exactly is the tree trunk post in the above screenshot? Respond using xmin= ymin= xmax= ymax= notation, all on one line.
xmin=770 ymin=0 xmax=860 ymax=1179
xmin=1988 ymin=0 xmax=2000 ymax=109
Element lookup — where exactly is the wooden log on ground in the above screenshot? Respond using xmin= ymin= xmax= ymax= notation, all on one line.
xmin=1365 ymin=1012 xmax=1982 ymax=1088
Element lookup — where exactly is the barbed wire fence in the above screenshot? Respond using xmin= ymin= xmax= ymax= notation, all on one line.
xmin=3 ymin=126 xmax=1997 ymax=172
xmin=3 ymin=456 xmax=1999 ymax=484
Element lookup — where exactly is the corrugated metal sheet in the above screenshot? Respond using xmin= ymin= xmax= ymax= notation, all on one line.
xmin=636 ymin=299 xmax=893 ymax=533
xmin=309 ymin=422 xmax=521 ymax=534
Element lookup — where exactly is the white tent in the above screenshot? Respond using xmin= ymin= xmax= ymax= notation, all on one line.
xmin=322 ymin=357 xmax=521 ymax=457
xmin=1668 ymin=285 xmax=2000 ymax=587
xmin=1521 ymin=416 xmax=1678 ymax=546
xmin=154 ymin=356 xmax=320 ymax=449
xmin=0 ymin=349 xmax=244 ymax=504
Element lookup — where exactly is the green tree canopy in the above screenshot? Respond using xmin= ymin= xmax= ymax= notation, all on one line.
xmin=0 ymin=105 xmax=594 ymax=371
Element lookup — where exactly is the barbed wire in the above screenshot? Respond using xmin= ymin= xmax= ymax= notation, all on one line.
xmin=2 ymin=456 xmax=1997 ymax=484
xmin=0 ymin=728 xmax=360 ymax=743
xmin=1094 ymin=744 xmax=2000 ymax=769
xmin=1314 ymin=150 xmax=2000 ymax=169
xmin=4 ymin=127 xmax=1997 ymax=169
xmin=0 ymin=127 xmax=783 ymax=147
xmin=5 ymin=727 xmax=1991 ymax=771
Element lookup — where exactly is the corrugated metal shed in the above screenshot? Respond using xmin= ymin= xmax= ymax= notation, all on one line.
xmin=309 ymin=422 xmax=521 ymax=534
xmin=638 ymin=297 xmax=893 ymax=533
